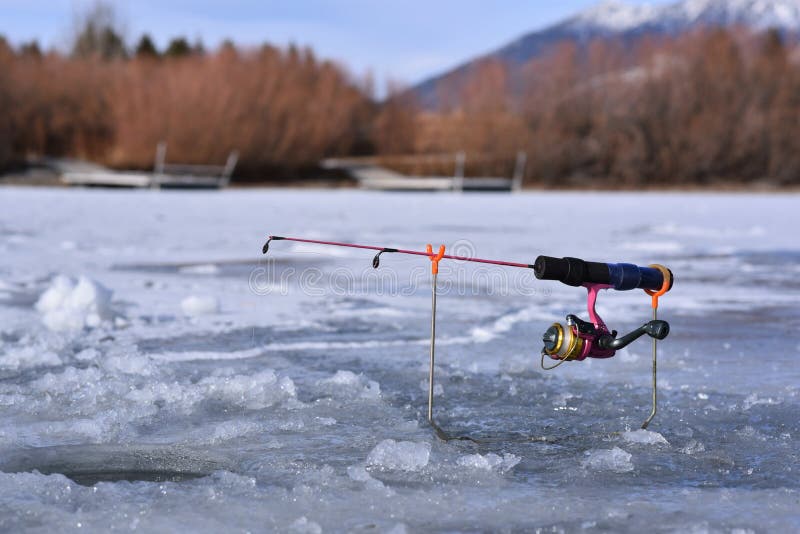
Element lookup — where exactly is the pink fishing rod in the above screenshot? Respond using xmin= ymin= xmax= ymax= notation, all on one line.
xmin=262 ymin=235 xmax=534 ymax=269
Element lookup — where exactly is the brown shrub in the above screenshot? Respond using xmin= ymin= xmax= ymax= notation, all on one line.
xmin=1 ymin=43 xmax=371 ymax=179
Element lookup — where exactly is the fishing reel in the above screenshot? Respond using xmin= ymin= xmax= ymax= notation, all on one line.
xmin=542 ymin=313 xmax=670 ymax=363
xmin=534 ymin=256 xmax=673 ymax=368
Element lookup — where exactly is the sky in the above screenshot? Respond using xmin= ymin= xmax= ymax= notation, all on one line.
xmin=1 ymin=0 xmax=671 ymax=88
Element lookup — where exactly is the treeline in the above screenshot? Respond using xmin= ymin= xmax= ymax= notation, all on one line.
xmin=2 ymin=8 xmax=799 ymax=187
xmin=0 ymin=5 xmax=378 ymax=179
xmin=393 ymin=27 xmax=800 ymax=187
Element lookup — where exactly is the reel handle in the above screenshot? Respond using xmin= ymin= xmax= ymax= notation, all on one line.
xmin=597 ymin=320 xmax=670 ymax=351
xmin=534 ymin=256 xmax=673 ymax=292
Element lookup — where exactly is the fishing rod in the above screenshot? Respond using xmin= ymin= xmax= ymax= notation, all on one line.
xmin=263 ymin=235 xmax=673 ymax=437
xmin=262 ymin=235 xmax=533 ymax=269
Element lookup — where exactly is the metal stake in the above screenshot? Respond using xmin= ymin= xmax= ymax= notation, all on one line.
xmin=641 ymin=307 xmax=658 ymax=429
xmin=428 ymin=272 xmax=437 ymax=422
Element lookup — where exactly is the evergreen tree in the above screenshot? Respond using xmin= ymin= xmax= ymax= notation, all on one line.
xmin=164 ymin=37 xmax=191 ymax=58
xmin=135 ymin=34 xmax=159 ymax=58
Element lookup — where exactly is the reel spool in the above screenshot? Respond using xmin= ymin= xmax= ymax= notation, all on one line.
xmin=542 ymin=317 xmax=585 ymax=362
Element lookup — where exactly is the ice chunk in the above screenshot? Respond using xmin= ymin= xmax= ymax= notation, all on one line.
xmin=347 ymin=464 xmax=395 ymax=494
xmin=0 ymin=342 xmax=61 ymax=370
xmin=742 ymin=393 xmax=780 ymax=410
xmin=581 ymin=447 xmax=634 ymax=473
xmin=74 ymin=348 xmax=99 ymax=362
xmin=347 ymin=464 xmax=372 ymax=482
xmin=679 ymin=440 xmax=706 ymax=454
xmin=366 ymin=439 xmax=431 ymax=471
xmin=180 ymin=295 xmax=220 ymax=316
xmin=317 ymin=370 xmax=381 ymax=400
xmin=36 ymin=275 xmax=113 ymax=331
xmin=211 ymin=421 xmax=261 ymax=442
xmin=199 ymin=370 xmax=296 ymax=409
xmin=289 ymin=516 xmax=322 ymax=534
xmin=622 ymin=429 xmax=669 ymax=446
xmin=457 ymin=452 xmax=520 ymax=473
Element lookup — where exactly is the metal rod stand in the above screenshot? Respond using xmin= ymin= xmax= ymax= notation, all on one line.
xmin=428 ymin=272 xmax=437 ymax=423
xmin=641 ymin=307 xmax=658 ymax=429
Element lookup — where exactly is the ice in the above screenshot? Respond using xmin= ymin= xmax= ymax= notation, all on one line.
xmin=742 ymin=393 xmax=780 ymax=410
xmin=179 ymin=264 xmax=220 ymax=275
xmin=123 ymin=369 xmax=297 ymax=411
xmin=622 ymin=429 xmax=670 ymax=446
xmin=35 ymin=275 xmax=113 ymax=331
xmin=289 ymin=517 xmax=322 ymax=534
xmin=317 ymin=370 xmax=381 ymax=400
xmin=201 ymin=370 xmax=297 ymax=410
xmin=456 ymin=452 xmax=520 ymax=472
xmin=1 ymin=188 xmax=799 ymax=532
xmin=180 ymin=295 xmax=220 ymax=316
xmin=581 ymin=447 xmax=635 ymax=473
xmin=366 ymin=440 xmax=431 ymax=471
xmin=419 ymin=379 xmax=444 ymax=396
xmin=0 ymin=341 xmax=61 ymax=370
xmin=680 ymin=440 xmax=706 ymax=454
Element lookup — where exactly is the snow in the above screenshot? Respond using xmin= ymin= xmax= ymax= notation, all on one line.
xmin=569 ymin=0 xmax=659 ymax=32
xmin=569 ymin=0 xmax=800 ymax=33
xmin=180 ymin=295 xmax=220 ymax=316
xmin=0 ymin=187 xmax=799 ymax=531
xmin=35 ymin=275 xmax=114 ymax=331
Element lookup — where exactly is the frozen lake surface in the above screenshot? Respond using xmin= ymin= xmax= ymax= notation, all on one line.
xmin=0 ymin=187 xmax=798 ymax=532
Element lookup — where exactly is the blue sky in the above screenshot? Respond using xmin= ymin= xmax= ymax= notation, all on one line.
xmin=1 ymin=0 xmax=670 ymax=86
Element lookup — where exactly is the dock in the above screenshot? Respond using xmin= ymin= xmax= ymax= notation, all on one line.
xmin=322 ymin=152 xmax=525 ymax=192
xmin=61 ymin=143 xmax=238 ymax=189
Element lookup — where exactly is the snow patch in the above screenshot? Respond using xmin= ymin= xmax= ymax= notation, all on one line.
xmin=35 ymin=275 xmax=114 ymax=331
xmin=181 ymin=295 xmax=220 ymax=316
xmin=570 ymin=0 xmax=800 ymax=33
xmin=179 ymin=264 xmax=220 ymax=275
xmin=366 ymin=439 xmax=431 ymax=471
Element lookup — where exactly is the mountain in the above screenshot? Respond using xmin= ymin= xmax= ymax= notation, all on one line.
xmin=413 ymin=0 xmax=800 ymax=108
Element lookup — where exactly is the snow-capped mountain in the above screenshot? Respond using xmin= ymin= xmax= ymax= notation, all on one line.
xmin=414 ymin=0 xmax=800 ymax=107
xmin=566 ymin=0 xmax=800 ymax=34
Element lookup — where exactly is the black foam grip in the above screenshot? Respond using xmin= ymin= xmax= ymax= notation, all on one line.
xmin=533 ymin=256 xmax=611 ymax=287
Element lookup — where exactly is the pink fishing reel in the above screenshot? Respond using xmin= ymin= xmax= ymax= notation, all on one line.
xmin=535 ymin=257 xmax=672 ymax=365
xmin=542 ymin=284 xmax=617 ymax=362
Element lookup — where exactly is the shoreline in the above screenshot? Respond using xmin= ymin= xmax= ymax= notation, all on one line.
xmin=1 ymin=177 xmax=798 ymax=194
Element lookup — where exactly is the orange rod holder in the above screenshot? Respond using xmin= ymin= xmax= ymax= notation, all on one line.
xmin=641 ymin=264 xmax=672 ymax=429
xmin=645 ymin=264 xmax=672 ymax=309
xmin=427 ymin=244 xmax=445 ymax=275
